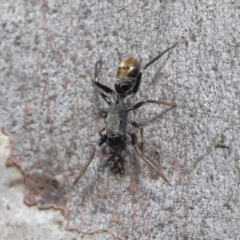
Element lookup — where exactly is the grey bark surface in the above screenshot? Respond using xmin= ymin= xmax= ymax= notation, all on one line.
xmin=0 ymin=1 xmax=240 ymax=239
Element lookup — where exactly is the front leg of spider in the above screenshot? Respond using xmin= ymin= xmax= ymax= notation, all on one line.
xmin=72 ymin=135 xmax=107 ymax=187
xmin=88 ymin=60 xmax=115 ymax=105
xmin=131 ymin=42 xmax=178 ymax=95
xmin=128 ymin=132 xmax=171 ymax=186
xmin=94 ymin=60 xmax=116 ymax=98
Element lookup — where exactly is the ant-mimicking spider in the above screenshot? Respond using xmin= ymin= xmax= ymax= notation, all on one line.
xmin=72 ymin=42 xmax=177 ymax=187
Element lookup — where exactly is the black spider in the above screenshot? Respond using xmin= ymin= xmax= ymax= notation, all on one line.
xmin=72 ymin=43 xmax=177 ymax=187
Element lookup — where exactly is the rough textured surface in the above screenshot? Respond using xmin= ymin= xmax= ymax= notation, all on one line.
xmin=0 ymin=0 xmax=240 ymax=239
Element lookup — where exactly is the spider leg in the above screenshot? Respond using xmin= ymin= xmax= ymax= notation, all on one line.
xmin=128 ymin=99 xmax=176 ymax=111
xmin=93 ymin=59 xmax=116 ymax=100
xmin=128 ymin=120 xmax=144 ymax=145
xmin=99 ymin=127 xmax=105 ymax=136
xmin=128 ymin=132 xmax=171 ymax=186
xmin=142 ymin=42 xmax=178 ymax=71
xmin=88 ymin=71 xmax=113 ymax=106
xmin=131 ymin=42 xmax=177 ymax=95
xmin=72 ymin=135 xmax=107 ymax=187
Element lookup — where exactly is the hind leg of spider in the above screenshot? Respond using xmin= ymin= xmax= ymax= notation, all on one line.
xmin=128 ymin=99 xmax=176 ymax=111
xmin=131 ymin=42 xmax=178 ymax=95
xmin=72 ymin=135 xmax=107 ymax=187
xmin=128 ymin=132 xmax=171 ymax=186
xmin=128 ymin=120 xmax=144 ymax=147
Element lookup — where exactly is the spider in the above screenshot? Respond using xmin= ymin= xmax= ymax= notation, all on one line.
xmin=72 ymin=42 xmax=177 ymax=187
